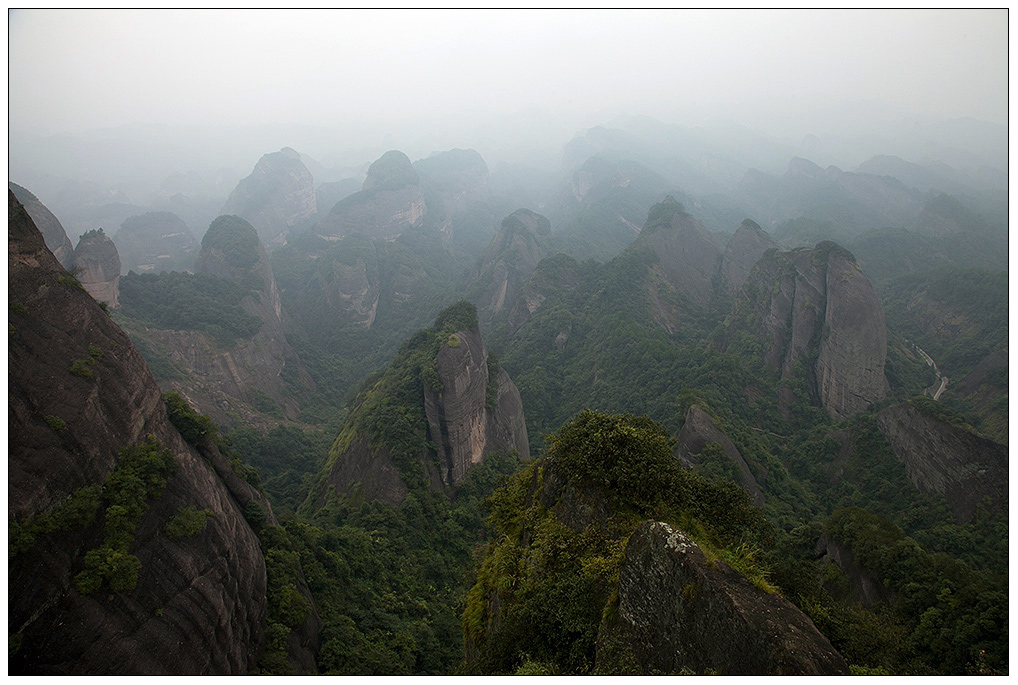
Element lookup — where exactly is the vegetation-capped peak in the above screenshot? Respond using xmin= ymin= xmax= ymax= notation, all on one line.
xmin=363 ymin=150 xmax=419 ymax=193
xmin=201 ymin=215 xmax=262 ymax=269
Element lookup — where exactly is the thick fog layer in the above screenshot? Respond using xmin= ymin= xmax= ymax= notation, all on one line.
xmin=8 ymin=9 xmax=1007 ymax=240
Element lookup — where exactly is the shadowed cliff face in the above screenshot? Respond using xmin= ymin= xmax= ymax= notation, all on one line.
xmin=9 ymin=181 xmax=74 ymax=268
xmin=719 ymin=241 xmax=888 ymax=420
xmin=635 ymin=201 xmax=723 ymax=308
xmin=675 ymin=406 xmax=765 ymax=506
xmin=424 ymin=328 xmax=530 ymax=487
xmin=318 ymin=309 xmax=529 ymax=507
xmin=718 ymin=218 xmax=778 ymax=296
xmin=600 ymin=521 xmax=849 ymax=675
xmin=8 ymin=191 xmax=269 ymax=674
xmin=876 ymin=402 xmax=1008 ymax=523
xmin=221 ymin=147 xmax=317 ymax=248
xmin=71 ymin=228 xmax=121 ymax=308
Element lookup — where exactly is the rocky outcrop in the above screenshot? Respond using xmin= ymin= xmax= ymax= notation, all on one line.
xmin=423 ymin=328 xmax=530 ymax=487
xmin=718 ymin=241 xmax=888 ymax=420
xmin=470 ymin=209 xmax=551 ymax=330
xmin=499 ymin=252 xmax=584 ymax=336
xmin=675 ymin=406 xmax=765 ymax=506
xmin=635 ymin=197 xmax=723 ymax=308
xmin=316 ymin=234 xmax=381 ymax=329
xmin=814 ymin=533 xmax=892 ymax=607
xmin=221 ymin=147 xmax=317 ymax=248
xmin=317 ymin=304 xmax=529 ymax=507
xmin=9 ymin=181 xmax=74 ymax=267
xmin=8 ymin=191 xmax=271 ymax=674
xmin=113 ymin=211 xmax=197 ymax=274
xmin=71 ymin=228 xmax=121 ymax=308
xmin=315 ymin=150 xmax=426 ymax=240
xmin=130 ymin=216 xmax=311 ymax=428
xmin=875 ymin=401 xmax=1008 ymax=523
xmin=718 ymin=218 xmax=778 ymax=296
xmin=599 ymin=521 xmax=849 ymax=675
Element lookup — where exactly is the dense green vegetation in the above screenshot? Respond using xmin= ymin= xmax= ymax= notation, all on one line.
xmin=463 ymin=410 xmax=766 ymax=674
xmin=119 ymin=271 xmax=262 ymax=344
xmin=822 ymin=507 xmax=1007 ymax=674
xmin=882 ymin=267 xmax=1008 ymax=378
xmin=99 ymin=187 xmax=1006 ymax=674
xmin=200 ymin=215 xmax=262 ymax=269
xmin=254 ymin=451 xmax=521 ymax=674
xmin=271 ymin=226 xmax=470 ymax=416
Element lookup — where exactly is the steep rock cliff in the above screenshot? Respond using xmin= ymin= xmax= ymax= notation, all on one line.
xmin=718 ymin=218 xmax=778 ymax=296
xmin=599 ymin=521 xmax=849 ymax=675
xmin=675 ymin=406 xmax=765 ymax=506
xmin=469 ymin=209 xmax=552 ymax=330
xmin=814 ymin=533 xmax=892 ymax=607
xmin=632 ymin=197 xmax=723 ymax=308
xmin=315 ymin=150 xmax=426 ymax=240
xmin=875 ymin=401 xmax=1008 ymax=523
xmin=314 ymin=303 xmax=529 ymax=507
xmin=9 ymin=181 xmax=74 ymax=267
xmin=221 ymin=147 xmax=317 ymax=248
xmin=718 ymin=241 xmax=888 ymax=420
xmin=71 ymin=227 xmax=121 ymax=308
xmin=113 ymin=211 xmax=197 ymax=274
xmin=9 ymin=191 xmax=270 ymax=674
xmin=423 ymin=328 xmax=530 ymax=487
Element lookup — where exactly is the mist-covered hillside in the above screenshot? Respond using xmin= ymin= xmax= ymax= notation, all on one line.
xmin=8 ymin=8 xmax=1007 ymax=676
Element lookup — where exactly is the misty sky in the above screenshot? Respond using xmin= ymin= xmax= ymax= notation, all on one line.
xmin=9 ymin=9 xmax=1008 ymax=137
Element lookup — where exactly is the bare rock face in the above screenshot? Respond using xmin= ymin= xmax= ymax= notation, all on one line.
xmin=875 ymin=401 xmax=1008 ymax=523
xmin=470 ymin=209 xmax=551 ymax=330
xmin=139 ymin=215 xmax=311 ymax=428
xmin=317 ymin=235 xmax=381 ymax=329
xmin=635 ymin=198 xmax=723 ymax=308
xmin=9 ymin=181 xmax=74 ymax=268
xmin=318 ymin=305 xmax=529 ymax=507
xmin=423 ymin=328 xmax=530 ymax=487
xmin=718 ymin=218 xmax=778 ymax=296
xmin=315 ymin=150 xmax=426 ymax=241
xmin=599 ymin=521 xmax=849 ymax=675
xmin=71 ymin=228 xmax=121 ymax=308
xmin=113 ymin=211 xmax=197 ymax=275
xmin=8 ymin=191 xmax=269 ymax=674
xmin=221 ymin=147 xmax=317 ymax=248
xmin=675 ymin=406 xmax=765 ymax=506
xmin=815 ymin=247 xmax=890 ymax=419
xmin=718 ymin=241 xmax=888 ymax=420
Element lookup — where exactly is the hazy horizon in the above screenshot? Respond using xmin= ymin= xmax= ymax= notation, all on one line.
xmin=10 ymin=10 xmax=1007 ymax=135
xmin=8 ymin=9 xmax=1009 ymax=238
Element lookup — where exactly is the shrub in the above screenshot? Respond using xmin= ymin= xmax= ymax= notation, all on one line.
xmin=57 ymin=274 xmax=85 ymax=290
xmin=165 ymin=506 xmax=212 ymax=539
xmin=44 ymin=415 xmax=67 ymax=432
xmin=68 ymin=358 xmax=95 ymax=378
xmin=163 ymin=391 xmax=216 ymax=444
